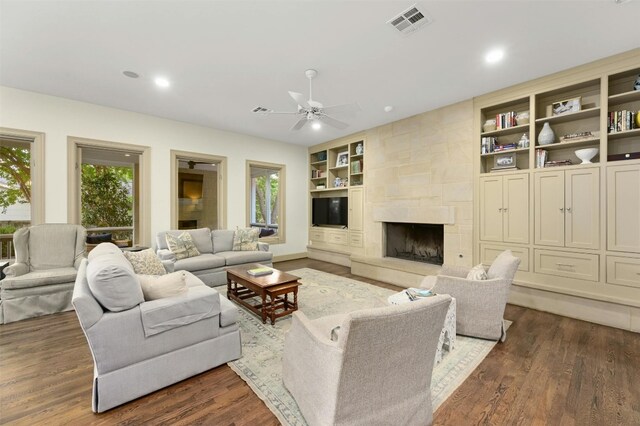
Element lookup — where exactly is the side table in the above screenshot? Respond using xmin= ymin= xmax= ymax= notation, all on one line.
xmin=388 ymin=291 xmax=456 ymax=364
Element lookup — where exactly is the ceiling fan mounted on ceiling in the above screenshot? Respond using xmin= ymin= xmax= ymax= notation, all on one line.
xmin=252 ymin=69 xmax=360 ymax=131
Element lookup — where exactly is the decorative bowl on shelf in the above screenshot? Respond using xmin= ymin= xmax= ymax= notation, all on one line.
xmin=575 ymin=148 xmax=599 ymax=164
xmin=483 ymin=119 xmax=497 ymax=132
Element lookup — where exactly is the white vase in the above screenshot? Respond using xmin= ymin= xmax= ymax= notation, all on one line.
xmin=634 ymin=74 xmax=640 ymax=91
xmin=538 ymin=122 xmax=555 ymax=145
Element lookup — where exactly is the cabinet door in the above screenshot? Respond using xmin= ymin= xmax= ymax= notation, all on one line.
xmin=565 ymin=168 xmax=599 ymax=249
xmin=607 ymin=165 xmax=640 ymax=253
xmin=503 ymin=173 xmax=529 ymax=244
xmin=348 ymin=187 xmax=364 ymax=232
xmin=535 ymin=171 xmax=564 ymax=247
xmin=479 ymin=176 xmax=503 ymax=241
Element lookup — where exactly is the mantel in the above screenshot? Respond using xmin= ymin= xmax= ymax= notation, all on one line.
xmin=373 ymin=206 xmax=455 ymax=225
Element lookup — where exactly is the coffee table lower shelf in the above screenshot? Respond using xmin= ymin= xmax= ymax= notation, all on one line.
xmin=227 ymin=268 xmax=300 ymax=325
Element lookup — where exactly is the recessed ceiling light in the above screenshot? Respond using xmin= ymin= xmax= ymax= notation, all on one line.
xmin=154 ymin=77 xmax=170 ymax=88
xmin=485 ymin=49 xmax=505 ymax=64
xmin=311 ymin=122 xmax=321 ymax=130
xmin=123 ymin=70 xmax=139 ymax=79
xmin=384 ymin=106 xmax=394 ymax=112
xmin=124 ymin=153 xmax=131 ymax=157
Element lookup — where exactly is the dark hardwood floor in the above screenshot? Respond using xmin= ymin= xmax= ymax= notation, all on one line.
xmin=1 ymin=258 xmax=638 ymax=425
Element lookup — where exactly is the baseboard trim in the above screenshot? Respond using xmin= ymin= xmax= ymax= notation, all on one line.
xmin=509 ymin=284 xmax=639 ymax=333
xmin=307 ymin=247 xmax=351 ymax=267
xmin=273 ymin=252 xmax=308 ymax=262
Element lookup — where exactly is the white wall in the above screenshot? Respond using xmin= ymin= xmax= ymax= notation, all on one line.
xmin=0 ymin=86 xmax=309 ymax=257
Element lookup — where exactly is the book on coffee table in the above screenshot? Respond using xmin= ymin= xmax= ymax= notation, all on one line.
xmin=247 ymin=267 xmax=274 ymax=277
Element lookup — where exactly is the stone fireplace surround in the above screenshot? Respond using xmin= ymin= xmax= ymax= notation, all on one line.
xmin=351 ymin=205 xmax=459 ymax=288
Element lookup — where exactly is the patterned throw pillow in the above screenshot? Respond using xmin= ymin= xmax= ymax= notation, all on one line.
xmin=466 ymin=264 xmax=488 ymax=281
xmin=123 ymin=248 xmax=167 ymax=275
xmin=232 ymin=228 xmax=259 ymax=251
xmin=166 ymin=232 xmax=201 ymax=260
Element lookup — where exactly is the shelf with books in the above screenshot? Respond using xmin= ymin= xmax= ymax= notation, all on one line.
xmin=607 ymin=68 xmax=640 ymax=161
xmin=480 ymin=123 xmax=530 ymax=137
xmin=480 ymin=147 xmax=529 ymax=157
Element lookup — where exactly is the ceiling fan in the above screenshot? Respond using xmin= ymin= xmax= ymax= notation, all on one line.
xmin=181 ymin=160 xmax=214 ymax=169
xmin=252 ymin=69 xmax=360 ymax=131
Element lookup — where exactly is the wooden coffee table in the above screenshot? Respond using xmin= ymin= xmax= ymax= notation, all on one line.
xmin=226 ymin=264 xmax=301 ymax=325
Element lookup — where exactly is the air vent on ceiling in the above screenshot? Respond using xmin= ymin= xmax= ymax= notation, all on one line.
xmin=252 ymin=106 xmax=270 ymax=113
xmin=387 ymin=4 xmax=431 ymax=35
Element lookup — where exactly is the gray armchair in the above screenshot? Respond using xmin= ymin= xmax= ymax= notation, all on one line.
xmin=420 ymin=250 xmax=520 ymax=341
xmin=0 ymin=224 xmax=86 ymax=323
xmin=282 ymin=294 xmax=452 ymax=426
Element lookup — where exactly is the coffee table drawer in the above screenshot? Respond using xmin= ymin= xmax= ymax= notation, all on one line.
xmin=534 ymin=249 xmax=599 ymax=282
xmin=607 ymin=255 xmax=640 ymax=289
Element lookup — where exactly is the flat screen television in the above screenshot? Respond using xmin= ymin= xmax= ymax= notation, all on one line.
xmin=312 ymin=197 xmax=348 ymax=227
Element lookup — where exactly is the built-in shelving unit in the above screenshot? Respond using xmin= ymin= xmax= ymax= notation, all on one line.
xmin=474 ymin=51 xmax=640 ymax=331
xmin=308 ymin=135 xmax=366 ymax=265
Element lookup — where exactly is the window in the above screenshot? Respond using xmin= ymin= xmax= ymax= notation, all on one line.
xmin=0 ymin=128 xmax=44 ymax=260
xmin=68 ymin=137 xmax=151 ymax=247
xmin=247 ymin=161 xmax=285 ymax=243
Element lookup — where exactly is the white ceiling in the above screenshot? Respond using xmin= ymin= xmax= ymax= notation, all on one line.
xmin=1 ymin=1 xmax=639 ymax=147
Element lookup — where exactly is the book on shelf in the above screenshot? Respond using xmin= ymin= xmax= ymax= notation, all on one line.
xmin=535 ymin=149 xmax=548 ymax=168
xmin=494 ymin=143 xmax=517 ymax=152
xmin=350 ymin=159 xmax=363 ymax=174
xmin=608 ymin=110 xmax=638 ymax=133
xmin=247 ymin=267 xmax=273 ymax=277
xmin=544 ymin=159 xmax=573 ymax=167
xmin=495 ymin=111 xmax=518 ymax=130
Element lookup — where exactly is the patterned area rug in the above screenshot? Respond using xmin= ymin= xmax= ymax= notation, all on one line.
xmin=219 ymin=268 xmax=506 ymax=426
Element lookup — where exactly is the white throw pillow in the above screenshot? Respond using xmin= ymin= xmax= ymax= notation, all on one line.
xmin=466 ymin=264 xmax=488 ymax=281
xmin=124 ymin=248 xmax=166 ymax=275
xmin=138 ymin=271 xmax=188 ymax=301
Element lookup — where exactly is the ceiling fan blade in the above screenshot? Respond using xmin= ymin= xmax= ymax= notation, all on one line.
xmin=290 ymin=116 xmax=309 ymax=131
xmin=319 ymin=114 xmax=349 ymax=130
xmin=322 ymin=102 xmax=361 ymax=116
xmin=288 ymin=91 xmax=310 ymax=109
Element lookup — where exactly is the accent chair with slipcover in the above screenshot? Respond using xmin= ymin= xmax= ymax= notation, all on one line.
xmin=282 ymin=294 xmax=452 ymax=426
xmin=420 ymin=250 xmax=520 ymax=341
xmin=0 ymin=223 xmax=86 ymax=324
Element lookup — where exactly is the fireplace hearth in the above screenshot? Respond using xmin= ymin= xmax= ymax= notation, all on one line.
xmin=385 ymin=222 xmax=444 ymax=266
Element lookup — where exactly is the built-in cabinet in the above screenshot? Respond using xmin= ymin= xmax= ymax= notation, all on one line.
xmin=607 ymin=164 xmax=640 ymax=254
xmin=308 ymin=135 xmax=366 ymax=262
xmin=474 ymin=51 xmax=640 ymax=325
xmin=479 ymin=173 xmax=529 ymax=244
xmin=534 ymin=168 xmax=599 ymax=249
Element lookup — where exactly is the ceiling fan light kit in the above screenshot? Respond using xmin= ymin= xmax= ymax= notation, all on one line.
xmin=253 ymin=69 xmax=360 ymax=131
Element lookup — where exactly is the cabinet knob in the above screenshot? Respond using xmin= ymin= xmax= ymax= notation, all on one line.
xmin=559 ymin=207 xmax=564 ymax=212
xmin=498 ymin=208 xmax=503 ymax=212
xmin=566 ymin=207 xmax=572 ymax=212
xmin=503 ymin=208 xmax=508 ymax=212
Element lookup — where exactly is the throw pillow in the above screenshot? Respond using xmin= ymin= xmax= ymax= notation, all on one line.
xmin=138 ymin=271 xmax=188 ymax=301
xmin=232 ymin=227 xmax=259 ymax=251
xmin=123 ymin=248 xmax=166 ymax=275
xmin=466 ymin=264 xmax=488 ymax=281
xmin=166 ymin=232 xmax=201 ymax=260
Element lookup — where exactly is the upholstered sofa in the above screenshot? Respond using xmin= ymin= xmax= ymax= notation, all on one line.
xmin=72 ymin=243 xmax=241 ymax=412
xmin=1 ymin=224 xmax=86 ymax=324
xmin=156 ymin=228 xmax=273 ymax=287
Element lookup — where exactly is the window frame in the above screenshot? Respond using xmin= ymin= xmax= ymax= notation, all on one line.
xmin=246 ymin=160 xmax=286 ymax=244
xmin=0 ymin=127 xmax=45 ymax=225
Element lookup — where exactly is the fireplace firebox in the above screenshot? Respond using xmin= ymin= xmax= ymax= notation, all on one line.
xmin=385 ymin=222 xmax=444 ymax=266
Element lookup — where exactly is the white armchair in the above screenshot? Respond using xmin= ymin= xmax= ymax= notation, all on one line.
xmin=1 ymin=224 xmax=86 ymax=323
xmin=420 ymin=250 xmax=520 ymax=341
xmin=282 ymin=294 xmax=452 ymax=426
